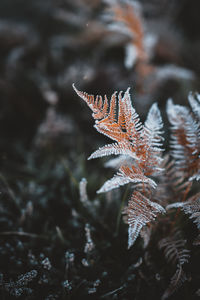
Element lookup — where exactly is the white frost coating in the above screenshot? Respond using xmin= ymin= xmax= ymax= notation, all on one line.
xmin=107 ymin=23 xmax=133 ymax=38
xmin=166 ymin=202 xmax=185 ymax=210
xmin=97 ymin=174 xmax=131 ymax=194
xmin=124 ymin=43 xmax=138 ymax=69
xmin=104 ymin=0 xmax=142 ymax=37
xmin=167 ymin=196 xmax=200 ymax=230
xmin=88 ymin=143 xmax=139 ymax=160
xmin=79 ymin=178 xmax=88 ymax=204
xmin=128 ymin=220 xmax=143 ymax=249
xmin=73 ymin=83 xmax=91 ymax=105
xmin=94 ymin=124 xmax=118 ymax=142
xmin=149 ymin=201 xmax=166 ymax=214
xmin=189 ymin=173 xmax=200 ymax=181
xmin=125 ymin=194 xmax=165 ymax=249
xmin=122 ymin=88 xmax=143 ymax=134
xmin=188 ymin=92 xmax=200 ymax=120
xmin=167 ymin=96 xmax=200 ymax=182
xmin=104 ymin=155 xmax=130 ymax=169
xmin=144 ymin=102 xmax=164 ymax=150
xmin=166 ymin=99 xmax=189 ymax=126
xmin=145 ymin=103 xmax=163 ymax=133
xmin=156 ymin=65 xmax=194 ymax=81
xmin=97 ymin=170 xmax=157 ymax=194
xmin=166 ymin=98 xmax=197 ymax=139
xmin=143 ymin=33 xmax=157 ymax=59
xmin=74 ymin=84 xmax=169 ymax=250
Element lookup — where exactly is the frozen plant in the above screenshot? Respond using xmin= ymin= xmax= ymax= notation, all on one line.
xmin=73 ymin=84 xmax=165 ymax=248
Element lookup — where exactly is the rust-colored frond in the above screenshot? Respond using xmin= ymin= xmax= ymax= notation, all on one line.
xmin=96 ymin=87 xmax=143 ymax=145
xmin=112 ymin=2 xmax=146 ymax=62
xmin=74 ymin=85 xmax=165 ymax=247
xmin=105 ymin=0 xmax=154 ymax=78
xmin=73 ymin=84 xmax=109 ymax=120
xmin=97 ymin=164 xmax=157 ymax=194
xmin=73 ymin=85 xmax=142 ymax=144
xmin=120 ymin=164 xmax=157 ymax=188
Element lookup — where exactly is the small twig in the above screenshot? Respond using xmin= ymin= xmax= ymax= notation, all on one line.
xmin=0 ymin=231 xmax=47 ymax=239
xmin=115 ymin=185 xmax=129 ymax=236
xmin=100 ymin=284 xmax=125 ymax=298
xmin=62 ymin=159 xmax=79 ymax=188
xmin=56 ymin=226 xmax=68 ymax=245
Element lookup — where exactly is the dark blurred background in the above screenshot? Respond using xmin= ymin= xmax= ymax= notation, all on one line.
xmin=0 ymin=1 xmax=200 ymax=299
xmin=0 ymin=0 xmax=200 ymax=147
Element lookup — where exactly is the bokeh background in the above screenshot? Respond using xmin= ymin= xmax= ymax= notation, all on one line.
xmin=0 ymin=0 xmax=200 ymax=299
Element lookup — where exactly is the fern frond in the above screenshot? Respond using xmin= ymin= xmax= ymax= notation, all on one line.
xmin=123 ymin=191 xmax=165 ymax=249
xmin=73 ymin=85 xmax=143 ymax=144
xmin=95 ymin=88 xmax=143 ymax=144
xmin=161 ymin=266 xmax=187 ymax=300
xmin=143 ymin=102 xmax=164 ymax=151
xmin=97 ymin=164 xmax=157 ymax=194
xmin=106 ymin=0 xmax=147 ymax=68
xmin=167 ymin=97 xmax=200 ymax=181
xmin=159 ymin=232 xmax=190 ymax=299
xmin=167 ymin=192 xmax=200 ymax=230
xmin=159 ymin=235 xmax=190 ymax=266
xmin=188 ymin=92 xmax=200 ymax=120
xmin=139 ymin=102 xmax=165 ymax=176
xmin=153 ymin=155 xmax=192 ymax=206
xmin=74 ymin=85 xmax=165 ymax=247
xmin=72 ymin=84 xmax=109 ymax=120
xmin=88 ymin=142 xmax=139 ymax=160
xmin=193 ymin=234 xmax=200 ymax=246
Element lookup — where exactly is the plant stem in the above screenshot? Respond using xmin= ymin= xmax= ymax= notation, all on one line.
xmin=115 ymin=186 xmax=129 ymax=236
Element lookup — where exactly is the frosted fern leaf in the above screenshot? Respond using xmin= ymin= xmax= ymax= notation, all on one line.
xmin=123 ymin=191 xmax=165 ymax=249
xmin=88 ymin=142 xmax=139 ymax=161
xmin=97 ymin=165 xmax=157 ymax=194
xmin=188 ymin=92 xmax=200 ymax=120
xmin=73 ymin=85 xmax=165 ymax=247
xmin=144 ymin=102 xmax=164 ymax=151
xmin=167 ymin=94 xmax=200 ymax=181
xmin=167 ymin=193 xmax=200 ymax=230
